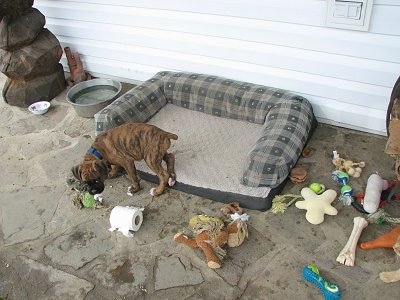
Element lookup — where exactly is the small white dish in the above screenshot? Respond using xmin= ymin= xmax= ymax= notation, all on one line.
xmin=28 ymin=101 xmax=51 ymax=115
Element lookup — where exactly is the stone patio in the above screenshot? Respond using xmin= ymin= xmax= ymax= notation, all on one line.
xmin=0 ymin=73 xmax=399 ymax=299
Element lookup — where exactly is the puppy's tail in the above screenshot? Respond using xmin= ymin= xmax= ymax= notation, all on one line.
xmin=167 ymin=132 xmax=178 ymax=140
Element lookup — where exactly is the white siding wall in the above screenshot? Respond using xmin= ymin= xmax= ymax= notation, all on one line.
xmin=34 ymin=0 xmax=400 ymax=135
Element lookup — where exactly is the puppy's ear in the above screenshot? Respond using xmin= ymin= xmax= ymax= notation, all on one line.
xmin=71 ymin=165 xmax=82 ymax=181
xmin=92 ymin=160 xmax=109 ymax=180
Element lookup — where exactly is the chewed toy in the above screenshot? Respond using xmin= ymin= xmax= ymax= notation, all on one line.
xmin=309 ymin=183 xmax=326 ymax=195
xmin=360 ymin=224 xmax=400 ymax=250
xmin=332 ymin=150 xmax=365 ymax=178
xmin=336 ymin=217 xmax=368 ymax=267
xmin=174 ymin=214 xmax=248 ymax=269
xmin=66 ymin=172 xmax=104 ymax=209
xmin=302 ymin=264 xmax=341 ymax=300
xmin=362 ymin=173 xmax=389 ymax=214
xmin=295 ymin=188 xmax=338 ymax=225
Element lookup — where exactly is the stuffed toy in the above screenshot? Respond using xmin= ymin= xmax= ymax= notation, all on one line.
xmin=220 ymin=202 xmax=243 ymax=216
xmin=295 ymin=188 xmax=338 ymax=225
xmin=362 ymin=173 xmax=389 ymax=214
xmin=174 ymin=214 xmax=248 ymax=269
xmin=220 ymin=203 xmax=249 ymax=248
xmin=332 ymin=156 xmax=365 ymax=178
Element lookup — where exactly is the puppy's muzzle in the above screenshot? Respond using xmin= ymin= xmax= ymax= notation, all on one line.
xmin=71 ymin=166 xmax=105 ymax=194
xmin=87 ymin=179 xmax=105 ymax=195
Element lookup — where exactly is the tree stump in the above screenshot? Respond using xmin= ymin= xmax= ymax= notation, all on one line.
xmin=2 ymin=63 xmax=65 ymax=107
xmin=0 ymin=0 xmax=34 ymax=21
xmin=0 ymin=29 xmax=63 ymax=80
xmin=0 ymin=8 xmax=45 ymax=51
xmin=0 ymin=2 xmax=66 ymax=107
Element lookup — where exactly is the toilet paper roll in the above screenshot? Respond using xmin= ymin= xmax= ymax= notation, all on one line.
xmin=109 ymin=206 xmax=144 ymax=237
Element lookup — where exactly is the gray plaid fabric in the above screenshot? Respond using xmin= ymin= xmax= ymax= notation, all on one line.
xmin=162 ymin=72 xmax=279 ymax=123
xmin=94 ymin=71 xmax=314 ymax=188
xmin=94 ymin=76 xmax=167 ymax=135
xmin=241 ymin=100 xmax=313 ymax=187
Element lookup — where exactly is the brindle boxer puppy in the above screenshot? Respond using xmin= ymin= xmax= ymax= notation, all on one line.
xmin=72 ymin=123 xmax=178 ymax=196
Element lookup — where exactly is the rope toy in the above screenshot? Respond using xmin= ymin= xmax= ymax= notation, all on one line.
xmin=367 ymin=209 xmax=400 ymax=224
xmin=270 ymin=194 xmax=303 ymax=214
xmin=174 ymin=212 xmax=249 ymax=269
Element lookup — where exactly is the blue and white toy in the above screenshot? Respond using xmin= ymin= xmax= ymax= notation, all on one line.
xmin=332 ymin=170 xmax=349 ymax=185
xmin=302 ymin=264 xmax=341 ymax=300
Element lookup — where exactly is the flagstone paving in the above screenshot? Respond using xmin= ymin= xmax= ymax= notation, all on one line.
xmin=1 ymin=73 xmax=399 ymax=299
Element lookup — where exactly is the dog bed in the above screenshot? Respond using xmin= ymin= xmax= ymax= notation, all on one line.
xmin=94 ymin=71 xmax=316 ymax=211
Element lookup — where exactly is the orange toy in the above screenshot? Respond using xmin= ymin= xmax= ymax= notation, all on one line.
xmin=174 ymin=214 xmax=248 ymax=269
xmin=360 ymin=225 xmax=400 ymax=250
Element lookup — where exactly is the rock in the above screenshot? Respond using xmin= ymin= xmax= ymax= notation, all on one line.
xmin=0 ymin=7 xmax=45 ymax=50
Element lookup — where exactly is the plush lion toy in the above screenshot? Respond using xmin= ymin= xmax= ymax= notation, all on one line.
xmin=174 ymin=214 xmax=248 ymax=269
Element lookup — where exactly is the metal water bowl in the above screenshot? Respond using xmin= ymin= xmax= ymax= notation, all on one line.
xmin=66 ymin=79 xmax=122 ymax=118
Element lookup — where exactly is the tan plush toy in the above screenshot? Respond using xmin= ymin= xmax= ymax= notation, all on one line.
xmin=332 ymin=156 xmax=365 ymax=178
xmin=295 ymin=188 xmax=338 ymax=225
xmin=174 ymin=214 xmax=248 ymax=269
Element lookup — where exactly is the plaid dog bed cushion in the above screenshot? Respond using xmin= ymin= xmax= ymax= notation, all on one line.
xmin=95 ymin=71 xmax=315 ymax=188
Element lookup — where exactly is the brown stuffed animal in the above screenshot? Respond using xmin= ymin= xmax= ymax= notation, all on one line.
xmin=220 ymin=202 xmax=249 ymax=247
xmin=226 ymin=218 xmax=248 ymax=248
xmin=174 ymin=214 xmax=248 ymax=269
xmin=332 ymin=157 xmax=365 ymax=178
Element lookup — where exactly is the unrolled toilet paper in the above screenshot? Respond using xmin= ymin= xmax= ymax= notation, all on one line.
xmin=109 ymin=206 xmax=144 ymax=237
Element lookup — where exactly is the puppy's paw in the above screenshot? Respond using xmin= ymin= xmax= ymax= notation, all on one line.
xmin=107 ymin=165 xmax=123 ymax=179
xmin=150 ymin=188 xmax=156 ymax=196
xmin=168 ymin=174 xmax=176 ymax=187
xmin=127 ymin=184 xmax=141 ymax=196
